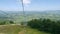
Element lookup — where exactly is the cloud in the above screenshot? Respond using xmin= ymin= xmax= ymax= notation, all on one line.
xmin=17 ymin=0 xmax=31 ymax=6
xmin=23 ymin=0 xmax=31 ymax=6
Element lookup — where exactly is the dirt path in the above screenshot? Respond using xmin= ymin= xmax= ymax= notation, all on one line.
xmin=18 ymin=30 xmax=26 ymax=34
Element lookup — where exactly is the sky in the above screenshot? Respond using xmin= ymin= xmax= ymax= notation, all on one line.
xmin=0 ymin=0 xmax=60 ymax=11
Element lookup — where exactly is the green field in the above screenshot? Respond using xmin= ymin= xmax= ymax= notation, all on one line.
xmin=0 ymin=25 xmax=50 ymax=34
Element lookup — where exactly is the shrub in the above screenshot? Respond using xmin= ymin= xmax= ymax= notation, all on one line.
xmin=27 ymin=18 xmax=60 ymax=34
xmin=9 ymin=20 xmax=14 ymax=24
xmin=0 ymin=21 xmax=5 ymax=25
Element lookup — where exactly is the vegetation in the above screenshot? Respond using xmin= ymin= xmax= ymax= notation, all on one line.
xmin=0 ymin=21 xmax=5 ymax=25
xmin=0 ymin=25 xmax=50 ymax=34
xmin=0 ymin=20 xmax=14 ymax=25
xmin=1 ymin=11 xmax=60 ymax=23
xmin=9 ymin=20 xmax=14 ymax=24
xmin=0 ymin=11 xmax=60 ymax=34
xmin=0 ymin=25 xmax=23 ymax=34
xmin=28 ymin=18 xmax=60 ymax=34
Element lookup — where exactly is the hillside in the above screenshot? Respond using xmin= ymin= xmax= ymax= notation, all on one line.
xmin=0 ymin=10 xmax=60 ymax=34
xmin=0 ymin=25 xmax=50 ymax=34
xmin=0 ymin=10 xmax=60 ymax=23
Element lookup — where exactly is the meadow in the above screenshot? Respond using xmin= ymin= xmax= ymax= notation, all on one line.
xmin=0 ymin=25 xmax=50 ymax=34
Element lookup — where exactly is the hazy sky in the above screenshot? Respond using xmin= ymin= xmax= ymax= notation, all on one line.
xmin=0 ymin=0 xmax=60 ymax=11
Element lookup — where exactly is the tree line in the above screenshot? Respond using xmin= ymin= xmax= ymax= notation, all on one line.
xmin=27 ymin=18 xmax=60 ymax=34
xmin=0 ymin=20 xmax=14 ymax=25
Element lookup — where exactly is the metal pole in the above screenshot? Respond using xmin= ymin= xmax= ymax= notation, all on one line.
xmin=21 ymin=0 xmax=24 ymax=13
xmin=21 ymin=0 xmax=27 ymax=34
xmin=21 ymin=0 xmax=27 ymax=26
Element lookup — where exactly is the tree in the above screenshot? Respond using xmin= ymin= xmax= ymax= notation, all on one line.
xmin=9 ymin=20 xmax=14 ymax=24
xmin=27 ymin=18 xmax=60 ymax=34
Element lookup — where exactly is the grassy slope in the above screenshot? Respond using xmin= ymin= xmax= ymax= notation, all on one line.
xmin=0 ymin=25 xmax=51 ymax=34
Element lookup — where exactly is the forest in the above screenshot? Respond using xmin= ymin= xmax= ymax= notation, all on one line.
xmin=28 ymin=18 xmax=60 ymax=34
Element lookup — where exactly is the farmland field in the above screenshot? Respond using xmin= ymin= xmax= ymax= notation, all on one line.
xmin=0 ymin=11 xmax=60 ymax=24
